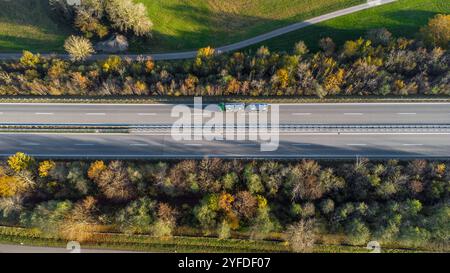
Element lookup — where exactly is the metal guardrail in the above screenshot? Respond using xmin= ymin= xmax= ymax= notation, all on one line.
xmin=1 ymin=124 xmax=450 ymax=134
xmin=130 ymin=124 xmax=450 ymax=133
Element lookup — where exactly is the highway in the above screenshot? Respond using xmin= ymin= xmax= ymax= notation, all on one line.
xmin=1 ymin=103 xmax=449 ymax=125
xmin=0 ymin=131 xmax=449 ymax=159
xmin=0 ymin=102 xmax=449 ymax=159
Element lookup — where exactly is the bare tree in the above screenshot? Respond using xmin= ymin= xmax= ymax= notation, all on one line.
xmin=286 ymin=219 xmax=316 ymax=253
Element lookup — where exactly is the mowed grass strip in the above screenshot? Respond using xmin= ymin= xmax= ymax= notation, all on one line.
xmin=0 ymin=0 xmax=363 ymax=53
xmin=139 ymin=0 xmax=365 ymax=52
xmin=250 ymin=0 xmax=450 ymax=52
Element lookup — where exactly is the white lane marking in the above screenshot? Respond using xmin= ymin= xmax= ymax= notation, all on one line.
xmin=184 ymin=143 xmax=202 ymax=146
xmin=137 ymin=113 xmax=157 ymax=116
xmin=238 ymin=144 xmax=259 ymax=146
xmin=85 ymin=113 xmax=106 ymax=116
xmin=35 ymin=113 xmax=54 ymax=115
xmin=129 ymin=144 xmax=149 ymax=146
xmin=347 ymin=143 xmax=367 ymax=146
xmin=292 ymin=144 xmax=313 ymax=146
xmin=3 ymin=154 xmax=447 ymax=159
xmin=291 ymin=112 xmax=311 ymax=115
xmin=344 ymin=113 xmax=364 ymax=115
xmin=20 ymin=143 xmax=41 ymax=146
xmin=74 ymin=144 xmax=95 ymax=146
xmin=397 ymin=113 xmax=417 ymax=115
xmin=402 ymin=144 xmax=423 ymax=146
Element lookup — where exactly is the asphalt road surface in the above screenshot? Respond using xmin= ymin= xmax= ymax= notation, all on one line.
xmin=0 ymin=0 xmax=396 ymax=61
xmin=1 ymin=103 xmax=449 ymax=125
xmin=1 ymin=102 xmax=449 ymax=159
xmin=0 ymin=132 xmax=449 ymax=159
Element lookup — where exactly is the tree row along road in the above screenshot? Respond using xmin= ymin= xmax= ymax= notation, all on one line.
xmin=0 ymin=0 xmax=396 ymax=61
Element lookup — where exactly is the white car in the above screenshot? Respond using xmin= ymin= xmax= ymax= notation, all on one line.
xmin=224 ymin=103 xmax=245 ymax=112
xmin=256 ymin=104 xmax=269 ymax=112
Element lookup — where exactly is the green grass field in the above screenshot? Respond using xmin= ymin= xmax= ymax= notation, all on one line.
xmin=0 ymin=0 xmax=448 ymax=53
xmin=251 ymin=0 xmax=450 ymax=52
xmin=0 ymin=0 xmax=363 ymax=53
xmin=0 ymin=0 xmax=69 ymax=52
xmin=138 ymin=0 xmax=364 ymax=52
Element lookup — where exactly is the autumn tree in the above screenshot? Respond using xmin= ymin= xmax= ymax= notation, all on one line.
xmin=0 ymin=175 xmax=25 ymax=197
xmin=115 ymin=197 xmax=156 ymax=234
xmin=74 ymin=0 xmax=109 ymax=39
xmin=366 ymin=28 xmax=392 ymax=46
xmin=286 ymin=219 xmax=316 ymax=253
xmin=95 ymin=161 xmax=136 ymax=202
xmin=288 ymin=160 xmax=323 ymax=201
xmin=233 ymin=191 xmax=258 ymax=221
xmin=105 ymin=0 xmax=153 ymax=36
xmin=59 ymin=196 xmax=100 ymax=242
xmin=8 ymin=152 xmax=33 ymax=173
xmin=39 ymin=160 xmax=56 ymax=178
xmin=152 ymin=202 xmax=178 ymax=238
xmin=87 ymin=160 xmax=106 ymax=181
xmin=420 ymin=14 xmax=450 ymax=49
xmin=319 ymin=37 xmax=336 ymax=56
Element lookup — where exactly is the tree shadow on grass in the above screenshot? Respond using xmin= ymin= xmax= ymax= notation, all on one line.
xmin=132 ymin=3 xmax=369 ymax=53
xmin=0 ymin=0 xmax=70 ymax=52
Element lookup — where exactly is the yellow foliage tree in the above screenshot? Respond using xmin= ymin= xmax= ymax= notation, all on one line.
xmin=102 ymin=56 xmax=122 ymax=73
xmin=219 ymin=193 xmax=234 ymax=213
xmin=436 ymin=163 xmax=446 ymax=175
xmin=0 ymin=175 xmax=25 ymax=197
xmin=197 ymin=46 xmax=215 ymax=59
xmin=275 ymin=68 xmax=290 ymax=89
xmin=7 ymin=152 xmax=33 ymax=173
xmin=19 ymin=51 xmax=40 ymax=68
xmin=324 ymin=68 xmax=345 ymax=94
xmin=145 ymin=59 xmax=155 ymax=72
xmin=39 ymin=160 xmax=56 ymax=178
xmin=256 ymin=195 xmax=268 ymax=209
xmin=420 ymin=14 xmax=450 ymax=49
xmin=88 ymin=161 xmax=106 ymax=180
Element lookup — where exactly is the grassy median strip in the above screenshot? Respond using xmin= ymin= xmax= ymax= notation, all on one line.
xmin=0 ymin=226 xmax=423 ymax=253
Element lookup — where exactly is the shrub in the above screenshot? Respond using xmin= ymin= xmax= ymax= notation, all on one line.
xmin=19 ymin=51 xmax=40 ymax=68
xmin=218 ymin=221 xmax=231 ymax=239
xmin=345 ymin=219 xmax=371 ymax=246
xmin=366 ymin=28 xmax=392 ymax=46
xmin=64 ymin=35 xmax=95 ymax=61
